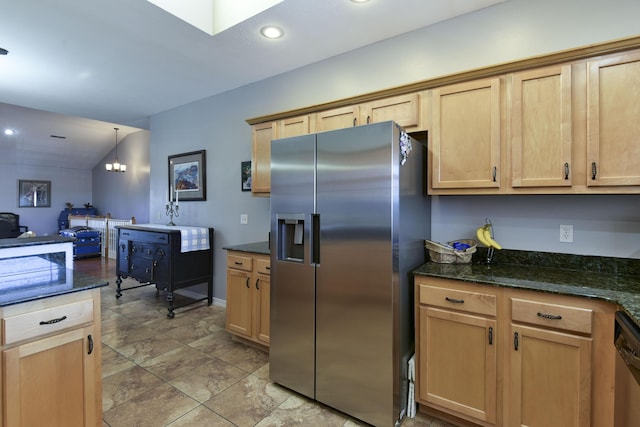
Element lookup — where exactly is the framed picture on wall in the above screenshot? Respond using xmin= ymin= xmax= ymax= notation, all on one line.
xmin=168 ymin=150 xmax=206 ymax=201
xmin=241 ymin=161 xmax=251 ymax=191
xmin=18 ymin=179 xmax=51 ymax=207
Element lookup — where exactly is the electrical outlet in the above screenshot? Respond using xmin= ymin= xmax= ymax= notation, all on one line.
xmin=559 ymin=224 xmax=573 ymax=243
xmin=240 ymin=214 xmax=248 ymax=225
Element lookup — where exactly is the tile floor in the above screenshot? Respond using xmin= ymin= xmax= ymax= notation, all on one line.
xmin=95 ymin=264 xmax=455 ymax=427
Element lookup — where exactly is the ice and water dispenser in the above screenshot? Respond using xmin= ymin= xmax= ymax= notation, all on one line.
xmin=276 ymin=214 xmax=305 ymax=262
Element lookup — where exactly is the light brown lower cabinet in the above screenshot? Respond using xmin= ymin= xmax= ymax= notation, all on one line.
xmin=415 ymin=276 xmax=617 ymax=427
xmin=225 ymin=250 xmax=270 ymax=346
xmin=1 ymin=288 xmax=102 ymax=427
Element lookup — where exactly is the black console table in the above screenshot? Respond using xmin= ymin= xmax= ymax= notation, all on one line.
xmin=115 ymin=224 xmax=214 ymax=318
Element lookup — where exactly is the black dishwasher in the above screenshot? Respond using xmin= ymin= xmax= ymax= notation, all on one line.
xmin=614 ymin=311 xmax=640 ymax=386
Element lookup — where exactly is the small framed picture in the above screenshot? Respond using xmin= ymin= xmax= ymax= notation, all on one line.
xmin=168 ymin=150 xmax=206 ymax=201
xmin=18 ymin=179 xmax=51 ymax=207
xmin=241 ymin=161 xmax=252 ymax=192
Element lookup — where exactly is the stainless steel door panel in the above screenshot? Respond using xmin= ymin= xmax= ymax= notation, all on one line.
xmin=315 ymin=122 xmax=395 ymax=427
xmin=270 ymin=134 xmax=316 ymax=399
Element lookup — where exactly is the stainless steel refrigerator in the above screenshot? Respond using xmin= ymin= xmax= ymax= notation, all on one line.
xmin=269 ymin=121 xmax=430 ymax=427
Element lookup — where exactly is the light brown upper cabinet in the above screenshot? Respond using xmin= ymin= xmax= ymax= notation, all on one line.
xmin=430 ymin=78 xmax=502 ymax=193
xmin=251 ymin=121 xmax=276 ymax=196
xmin=361 ymin=93 xmax=423 ymax=131
xmin=316 ymin=105 xmax=360 ymax=132
xmin=278 ymin=114 xmax=312 ymax=138
xmin=510 ymin=65 xmax=573 ymax=189
xmin=587 ymin=50 xmax=640 ymax=187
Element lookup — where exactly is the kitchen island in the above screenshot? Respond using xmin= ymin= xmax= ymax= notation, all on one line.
xmin=413 ymin=248 xmax=639 ymax=427
xmin=0 ymin=235 xmax=108 ymax=426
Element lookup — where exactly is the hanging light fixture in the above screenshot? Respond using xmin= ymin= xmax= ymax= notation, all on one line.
xmin=105 ymin=127 xmax=126 ymax=172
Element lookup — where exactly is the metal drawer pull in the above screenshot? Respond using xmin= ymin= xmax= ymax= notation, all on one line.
xmin=265 ymin=266 xmax=270 ymax=270
xmin=88 ymin=334 xmax=94 ymax=355
xmin=256 ymin=278 xmax=260 ymax=290
xmin=564 ymin=162 xmax=570 ymax=180
xmin=445 ymin=297 xmax=464 ymax=304
xmin=591 ymin=162 xmax=597 ymax=180
xmin=234 ymin=261 xmax=243 ymax=265
xmin=488 ymin=327 xmax=494 ymax=345
xmin=514 ymin=331 xmax=519 ymax=351
xmin=537 ymin=312 xmax=562 ymax=320
xmin=39 ymin=315 xmax=67 ymax=325
xmin=492 ymin=166 xmax=497 ymax=182
xmin=245 ymin=277 xmax=250 ymax=289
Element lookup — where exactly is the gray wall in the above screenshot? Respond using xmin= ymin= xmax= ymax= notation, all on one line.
xmin=148 ymin=0 xmax=640 ymax=302
xmin=92 ymin=130 xmax=151 ymax=223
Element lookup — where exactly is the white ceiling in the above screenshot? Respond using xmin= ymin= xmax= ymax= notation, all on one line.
xmin=0 ymin=0 xmax=505 ymax=170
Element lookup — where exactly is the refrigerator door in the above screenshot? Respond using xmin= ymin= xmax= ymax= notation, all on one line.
xmin=315 ymin=122 xmax=396 ymax=427
xmin=270 ymin=134 xmax=317 ymax=399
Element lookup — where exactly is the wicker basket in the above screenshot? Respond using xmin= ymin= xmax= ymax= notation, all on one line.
xmin=425 ymin=239 xmax=477 ymax=264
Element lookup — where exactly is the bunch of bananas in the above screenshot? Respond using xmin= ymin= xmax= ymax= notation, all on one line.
xmin=476 ymin=224 xmax=502 ymax=250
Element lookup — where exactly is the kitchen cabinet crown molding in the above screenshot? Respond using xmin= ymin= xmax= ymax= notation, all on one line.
xmin=246 ymin=35 xmax=640 ymax=126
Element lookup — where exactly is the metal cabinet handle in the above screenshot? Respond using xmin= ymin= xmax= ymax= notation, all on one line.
xmin=88 ymin=334 xmax=94 ymax=355
xmin=353 ymin=118 xmax=357 ymax=127
xmin=265 ymin=266 xmax=270 ymax=270
xmin=445 ymin=297 xmax=464 ymax=304
xmin=514 ymin=331 xmax=519 ymax=351
xmin=40 ymin=315 xmax=67 ymax=325
xmin=256 ymin=278 xmax=260 ymax=290
xmin=488 ymin=327 xmax=494 ymax=345
xmin=234 ymin=261 xmax=243 ymax=265
xmin=564 ymin=162 xmax=570 ymax=180
xmin=245 ymin=277 xmax=250 ymax=289
xmin=366 ymin=115 xmax=371 ymax=124
xmin=591 ymin=162 xmax=597 ymax=180
xmin=537 ymin=312 xmax=562 ymax=320
xmin=492 ymin=166 xmax=497 ymax=182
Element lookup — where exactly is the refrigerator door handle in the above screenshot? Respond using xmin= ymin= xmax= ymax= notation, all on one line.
xmin=311 ymin=213 xmax=320 ymax=265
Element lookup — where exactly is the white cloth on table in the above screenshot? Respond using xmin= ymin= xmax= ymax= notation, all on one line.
xmin=133 ymin=224 xmax=210 ymax=252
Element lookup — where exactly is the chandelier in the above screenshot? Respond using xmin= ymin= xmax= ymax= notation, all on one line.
xmin=105 ymin=127 xmax=126 ymax=172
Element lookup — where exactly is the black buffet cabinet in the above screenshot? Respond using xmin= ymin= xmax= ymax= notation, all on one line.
xmin=115 ymin=224 xmax=214 ymax=318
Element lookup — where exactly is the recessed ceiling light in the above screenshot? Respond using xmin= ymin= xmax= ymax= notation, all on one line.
xmin=350 ymin=0 xmax=370 ymax=3
xmin=260 ymin=26 xmax=284 ymax=39
xmin=4 ymin=129 xmax=15 ymax=135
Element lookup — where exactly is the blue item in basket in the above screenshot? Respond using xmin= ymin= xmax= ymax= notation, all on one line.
xmin=451 ymin=241 xmax=470 ymax=251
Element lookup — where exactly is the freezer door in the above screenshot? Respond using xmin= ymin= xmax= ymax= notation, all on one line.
xmin=315 ymin=122 xmax=397 ymax=427
xmin=269 ymin=134 xmax=316 ymax=399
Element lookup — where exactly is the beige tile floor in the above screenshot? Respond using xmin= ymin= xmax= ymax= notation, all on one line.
xmin=99 ymin=276 xmax=456 ymax=427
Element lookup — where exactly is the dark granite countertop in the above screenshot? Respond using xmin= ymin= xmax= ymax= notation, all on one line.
xmin=223 ymin=241 xmax=270 ymax=255
xmin=0 ymin=235 xmax=73 ymax=249
xmin=414 ymin=248 xmax=640 ymax=326
xmin=0 ymin=269 xmax=108 ymax=307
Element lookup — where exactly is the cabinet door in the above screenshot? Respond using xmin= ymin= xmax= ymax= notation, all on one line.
xmin=587 ymin=50 xmax=640 ymax=187
xmin=225 ymin=269 xmax=253 ymax=337
xmin=4 ymin=326 xmax=97 ymax=427
xmin=418 ymin=306 xmax=497 ymax=424
xmin=431 ymin=78 xmax=502 ymax=191
xmin=511 ymin=65 xmax=573 ymax=188
xmin=316 ymin=105 xmax=360 ymax=131
xmin=509 ymin=324 xmax=591 ymax=427
xmin=251 ymin=122 xmax=276 ymax=195
xmin=362 ymin=93 xmax=421 ymax=129
xmin=278 ymin=115 xmax=311 ymax=138
xmin=255 ymin=273 xmax=270 ymax=345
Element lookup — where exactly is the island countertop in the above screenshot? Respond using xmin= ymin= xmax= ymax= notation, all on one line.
xmin=414 ymin=248 xmax=640 ymax=326
xmin=0 ymin=269 xmax=108 ymax=307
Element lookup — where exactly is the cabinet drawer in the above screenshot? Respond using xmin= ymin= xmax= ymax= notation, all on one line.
xmin=419 ymin=284 xmax=496 ymax=316
xmin=256 ymin=258 xmax=271 ymax=275
xmin=227 ymin=254 xmax=253 ymax=272
xmin=511 ymin=298 xmax=593 ymax=335
xmin=120 ymin=229 xmax=169 ymax=244
xmin=2 ymin=298 xmax=94 ymax=345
